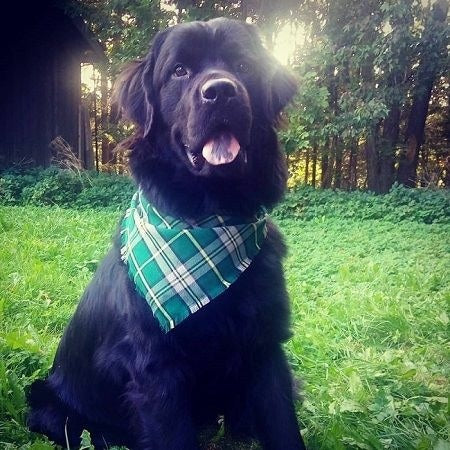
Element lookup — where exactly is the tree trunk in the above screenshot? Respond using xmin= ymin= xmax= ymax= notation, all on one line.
xmin=379 ymin=103 xmax=400 ymax=193
xmin=419 ymin=141 xmax=430 ymax=187
xmin=304 ymin=148 xmax=310 ymax=184
xmin=352 ymin=144 xmax=358 ymax=189
xmin=311 ymin=145 xmax=318 ymax=187
xmin=333 ymin=144 xmax=343 ymax=189
xmin=348 ymin=141 xmax=357 ymax=190
xmin=397 ymin=0 xmax=449 ymax=187
xmin=365 ymin=129 xmax=378 ymax=192
xmin=321 ymin=149 xmax=328 ymax=188
xmin=323 ymin=63 xmax=338 ymax=189
xmin=100 ymin=70 xmax=110 ymax=168
xmin=444 ymin=156 xmax=450 ymax=188
xmin=323 ymin=138 xmax=336 ymax=189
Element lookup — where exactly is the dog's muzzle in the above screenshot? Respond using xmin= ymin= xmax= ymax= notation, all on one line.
xmin=201 ymin=78 xmax=238 ymax=104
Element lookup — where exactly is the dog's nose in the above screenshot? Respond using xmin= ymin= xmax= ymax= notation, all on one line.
xmin=201 ymin=78 xmax=237 ymax=103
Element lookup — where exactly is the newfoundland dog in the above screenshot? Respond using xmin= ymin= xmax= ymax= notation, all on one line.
xmin=27 ymin=18 xmax=305 ymax=450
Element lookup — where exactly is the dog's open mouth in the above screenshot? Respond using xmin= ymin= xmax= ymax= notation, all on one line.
xmin=185 ymin=131 xmax=241 ymax=171
xmin=186 ymin=148 xmax=206 ymax=170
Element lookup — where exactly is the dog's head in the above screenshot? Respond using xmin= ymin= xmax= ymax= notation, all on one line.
xmin=115 ymin=18 xmax=296 ymax=211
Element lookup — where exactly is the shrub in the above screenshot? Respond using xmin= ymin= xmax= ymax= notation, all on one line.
xmin=74 ymin=174 xmax=135 ymax=209
xmin=0 ymin=168 xmax=48 ymax=205
xmin=273 ymin=184 xmax=450 ymax=224
xmin=1 ymin=168 xmax=448 ymax=224
xmin=22 ymin=170 xmax=83 ymax=207
xmin=0 ymin=167 xmax=135 ymax=209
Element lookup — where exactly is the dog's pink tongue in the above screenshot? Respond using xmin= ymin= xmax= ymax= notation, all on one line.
xmin=202 ymin=133 xmax=240 ymax=165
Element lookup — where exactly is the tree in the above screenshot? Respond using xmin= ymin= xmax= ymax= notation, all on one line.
xmin=69 ymin=0 xmax=172 ymax=73
xmin=281 ymin=0 xmax=448 ymax=192
xmin=397 ymin=0 xmax=449 ymax=187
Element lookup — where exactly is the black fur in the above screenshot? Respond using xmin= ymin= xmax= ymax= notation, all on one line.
xmin=27 ymin=18 xmax=305 ymax=450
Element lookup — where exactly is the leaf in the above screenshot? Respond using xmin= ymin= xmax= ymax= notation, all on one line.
xmin=340 ymin=399 xmax=364 ymax=413
xmin=29 ymin=441 xmax=56 ymax=450
xmin=348 ymin=371 xmax=363 ymax=395
xmin=80 ymin=429 xmax=94 ymax=450
xmin=380 ymin=438 xmax=393 ymax=448
xmin=401 ymin=368 xmax=417 ymax=379
xmin=437 ymin=312 xmax=449 ymax=325
xmin=424 ymin=397 xmax=448 ymax=404
xmin=303 ymin=399 xmax=316 ymax=414
xmin=3 ymin=331 xmax=40 ymax=353
xmin=342 ymin=437 xmax=371 ymax=449
xmin=328 ymin=401 xmax=337 ymax=415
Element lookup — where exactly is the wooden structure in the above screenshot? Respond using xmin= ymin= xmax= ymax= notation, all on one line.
xmin=0 ymin=2 xmax=107 ymax=168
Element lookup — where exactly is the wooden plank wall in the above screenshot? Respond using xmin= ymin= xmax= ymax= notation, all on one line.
xmin=0 ymin=4 xmax=94 ymax=169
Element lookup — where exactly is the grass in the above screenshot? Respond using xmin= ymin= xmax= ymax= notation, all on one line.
xmin=0 ymin=204 xmax=448 ymax=449
xmin=282 ymin=217 xmax=449 ymax=449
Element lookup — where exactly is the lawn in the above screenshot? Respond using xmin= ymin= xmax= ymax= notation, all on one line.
xmin=0 ymin=204 xmax=448 ymax=449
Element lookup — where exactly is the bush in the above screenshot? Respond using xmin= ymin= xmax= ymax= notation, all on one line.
xmin=273 ymin=184 xmax=450 ymax=224
xmin=74 ymin=174 xmax=135 ymax=209
xmin=22 ymin=170 xmax=83 ymax=206
xmin=1 ymin=168 xmax=448 ymax=224
xmin=0 ymin=168 xmax=48 ymax=205
xmin=0 ymin=167 xmax=135 ymax=209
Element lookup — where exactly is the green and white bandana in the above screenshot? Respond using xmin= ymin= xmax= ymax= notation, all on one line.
xmin=120 ymin=190 xmax=268 ymax=332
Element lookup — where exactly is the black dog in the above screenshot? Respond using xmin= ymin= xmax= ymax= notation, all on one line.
xmin=28 ymin=18 xmax=305 ymax=450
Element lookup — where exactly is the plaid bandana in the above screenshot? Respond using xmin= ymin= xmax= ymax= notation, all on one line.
xmin=121 ymin=190 xmax=268 ymax=332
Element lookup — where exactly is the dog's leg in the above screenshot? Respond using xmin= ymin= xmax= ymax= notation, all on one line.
xmin=27 ymin=379 xmax=83 ymax=447
xmin=125 ymin=368 xmax=199 ymax=450
xmin=227 ymin=346 xmax=306 ymax=450
xmin=253 ymin=346 xmax=306 ymax=450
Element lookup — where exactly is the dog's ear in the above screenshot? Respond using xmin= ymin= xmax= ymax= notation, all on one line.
xmin=113 ymin=29 xmax=171 ymax=138
xmin=268 ymin=63 xmax=298 ymax=119
xmin=113 ymin=60 xmax=147 ymax=129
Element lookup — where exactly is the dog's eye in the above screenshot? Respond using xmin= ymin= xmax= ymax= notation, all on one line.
xmin=173 ymin=64 xmax=188 ymax=77
xmin=236 ymin=62 xmax=251 ymax=74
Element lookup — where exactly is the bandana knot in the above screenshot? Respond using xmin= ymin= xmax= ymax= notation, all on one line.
xmin=121 ymin=190 xmax=267 ymax=332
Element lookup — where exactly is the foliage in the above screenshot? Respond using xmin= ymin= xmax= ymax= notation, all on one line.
xmin=22 ymin=171 xmax=84 ymax=207
xmin=0 ymin=168 xmax=135 ymax=210
xmin=275 ymin=184 xmax=450 ymax=225
xmin=171 ymin=0 xmax=298 ymax=47
xmin=0 ymin=168 xmax=44 ymax=206
xmin=0 ymin=202 xmax=448 ymax=449
xmin=68 ymin=0 xmax=448 ymax=192
xmin=2 ymin=168 xmax=448 ymax=226
xmin=73 ymin=173 xmax=135 ymax=209
xmin=2 ymin=169 xmax=448 ymax=226
xmin=282 ymin=0 xmax=448 ymax=191
xmin=419 ymin=76 xmax=450 ymax=188
xmin=279 ymin=69 xmax=330 ymax=154
xmin=65 ymin=0 xmax=172 ymax=74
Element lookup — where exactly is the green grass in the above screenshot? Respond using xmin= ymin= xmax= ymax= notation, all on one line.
xmin=0 ymin=205 xmax=448 ymax=449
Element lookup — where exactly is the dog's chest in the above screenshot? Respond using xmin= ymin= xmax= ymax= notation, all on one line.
xmin=171 ymin=254 xmax=287 ymax=371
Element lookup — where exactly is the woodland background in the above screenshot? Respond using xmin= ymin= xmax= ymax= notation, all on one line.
xmin=70 ymin=0 xmax=449 ymax=193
